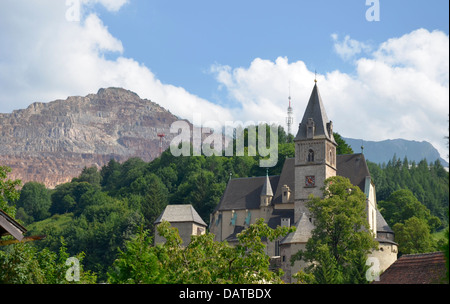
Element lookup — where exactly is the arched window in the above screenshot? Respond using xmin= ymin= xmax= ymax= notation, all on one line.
xmin=307 ymin=149 xmax=314 ymax=162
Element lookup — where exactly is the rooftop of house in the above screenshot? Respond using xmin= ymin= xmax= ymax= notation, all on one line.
xmin=216 ymin=153 xmax=372 ymax=211
xmin=154 ymin=204 xmax=207 ymax=227
xmin=373 ymin=251 xmax=448 ymax=284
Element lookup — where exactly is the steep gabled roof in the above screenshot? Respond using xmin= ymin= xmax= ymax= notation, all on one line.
xmin=154 ymin=204 xmax=206 ymax=227
xmin=215 ymin=175 xmax=280 ymax=211
xmin=336 ymin=153 xmax=370 ymax=192
xmin=272 ymin=158 xmax=295 ymax=204
xmin=295 ymin=83 xmax=336 ymax=144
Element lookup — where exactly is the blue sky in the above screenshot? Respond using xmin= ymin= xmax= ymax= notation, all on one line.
xmin=95 ymin=0 xmax=448 ymax=98
xmin=0 ymin=0 xmax=449 ymax=160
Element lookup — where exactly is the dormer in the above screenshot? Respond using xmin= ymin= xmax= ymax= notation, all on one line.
xmin=281 ymin=184 xmax=291 ymax=203
xmin=306 ymin=118 xmax=315 ymax=139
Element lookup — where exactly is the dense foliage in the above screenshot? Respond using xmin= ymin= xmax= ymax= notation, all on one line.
xmin=367 ymin=155 xmax=449 ymax=227
xmin=108 ymin=219 xmax=294 ymax=284
xmin=292 ymin=176 xmax=378 ymax=284
xmin=1 ymin=125 xmax=448 ymax=283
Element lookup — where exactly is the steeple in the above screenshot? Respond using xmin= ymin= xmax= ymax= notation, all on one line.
xmin=293 ymin=81 xmax=338 ymax=223
xmin=294 ymin=82 xmax=336 ymax=144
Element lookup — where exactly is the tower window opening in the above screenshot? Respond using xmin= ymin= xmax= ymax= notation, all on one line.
xmin=308 ymin=149 xmax=314 ymax=162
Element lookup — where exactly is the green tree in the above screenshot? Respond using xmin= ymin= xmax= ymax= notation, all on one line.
xmin=0 ymin=165 xmax=21 ymax=216
xmin=292 ymin=176 xmax=378 ymax=284
xmin=393 ymin=216 xmax=437 ymax=255
xmin=379 ymin=189 xmax=441 ymax=232
xmin=73 ymin=166 xmax=102 ymax=187
xmin=108 ymin=219 xmax=294 ymax=284
xmin=107 ymin=228 xmax=164 ymax=284
xmin=16 ymin=182 xmax=51 ymax=223
xmin=129 ymin=173 xmax=169 ymax=231
xmin=368 ymin=155 xmax=449 ymax=227
xmin=0 ymin=240 xmax=96 ymax=284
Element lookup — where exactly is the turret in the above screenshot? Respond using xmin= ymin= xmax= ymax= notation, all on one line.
xmin=260 ymin=170 xmax=273 ymax=207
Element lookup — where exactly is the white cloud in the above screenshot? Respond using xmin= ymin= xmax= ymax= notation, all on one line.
xmin=331 ymin=34 xmax=372 ymax=61
xmin=211 ymin=29 xmax=449 ymax=161
xmin=0 ymin=1 xmax=448 ymax=161
xmin=0 ymin=0 xmax=232 ymax=123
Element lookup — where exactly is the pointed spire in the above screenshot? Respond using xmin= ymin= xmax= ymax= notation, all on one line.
xmin=294 ymin=81 xmax=336 ymax=144
xmin=260 ymin=169 xmax=273 ymax=197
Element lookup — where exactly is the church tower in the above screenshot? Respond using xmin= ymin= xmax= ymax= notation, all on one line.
xmin=293 ymin=81 xmax=337 ymax=222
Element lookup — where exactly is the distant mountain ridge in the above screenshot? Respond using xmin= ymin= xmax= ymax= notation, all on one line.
xmin=343 ymin=137 xmax=449 ymax=167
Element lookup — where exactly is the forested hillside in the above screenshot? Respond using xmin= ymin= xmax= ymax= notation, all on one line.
xmin=367 ymin=155 xmax=449 ymax=227
xmin=3 ymin=126 xmax=449 ymax=281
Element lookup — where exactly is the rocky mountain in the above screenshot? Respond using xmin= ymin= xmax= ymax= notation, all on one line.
xmin=2 ymin=87 xmax=447 ymax=188
xmin=0 ymin=88 xmax=179 ymax=188
xmin=343 ymin=137 xmax=449 ymax=167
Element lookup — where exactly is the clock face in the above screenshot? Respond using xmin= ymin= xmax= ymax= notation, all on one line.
xmin=305 ymin=176 xmax=315 ymax=187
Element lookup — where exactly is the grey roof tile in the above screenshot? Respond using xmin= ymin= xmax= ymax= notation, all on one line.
xmin=154 ymin=204 xmax=207 ymax=227
xmin=216 ymin=175 xmax=280 ymax=211
xmin=295 ymin=83 xmax=336 ymax=144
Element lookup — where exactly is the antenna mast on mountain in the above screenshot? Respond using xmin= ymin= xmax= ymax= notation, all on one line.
xmin=286 ymin=82 xmax=294 ymax=136
xmin=157 ymin=133 xmax=165 ymax=156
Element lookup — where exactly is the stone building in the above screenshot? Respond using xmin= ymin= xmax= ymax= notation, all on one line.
xmin=209 ymin=81 xmax=398 ymax=282
xmin=154 ymin=204 xmax=207 ymax=246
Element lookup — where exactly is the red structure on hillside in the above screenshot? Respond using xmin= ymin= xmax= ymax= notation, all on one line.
xmin=157 ymin=133 xmax=165 ymax=155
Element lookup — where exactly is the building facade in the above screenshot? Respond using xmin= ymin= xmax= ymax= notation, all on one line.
xmin=154 ymin=204 xmax=207 ymax=246
xmin=209 ymin=82 xmax=398 ymax=282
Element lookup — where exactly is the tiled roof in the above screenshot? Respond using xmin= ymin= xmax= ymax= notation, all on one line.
xmin=376 ymin=208 xmax=394 ymax=234
xmin=336 ymin=153 xmax=370 ymax=192
xmin=272 ymin=158 xmax=295 ymax=205
xmin=154 ymin=204 xmax=207 ymax=227
xmin=373 ymin=252 xmax=447 ymax=284
xmin=215 ymin=175 xmax=280 ymax=211
xmin=294 ymin=83 xmax=336 ymax=144
xmin=214 ymin=153 xmax=393 ymax=240
xmin=267 ymin=209 xmax=294 ymax=230
xmin=281 ymin=213 xmax=314 ymax=245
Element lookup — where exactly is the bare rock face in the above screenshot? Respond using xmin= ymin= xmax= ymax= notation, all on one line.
xmin=0 ymin=88 xmax=179 ymax=188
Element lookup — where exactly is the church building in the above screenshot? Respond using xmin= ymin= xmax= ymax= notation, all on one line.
xmin=209 ymin=81 xmax=398 ymax=283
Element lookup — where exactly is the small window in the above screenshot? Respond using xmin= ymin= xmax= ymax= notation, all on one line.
xmin=307 ymin=149 xmax=314 ymax=162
